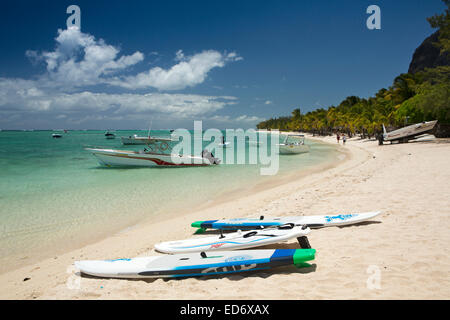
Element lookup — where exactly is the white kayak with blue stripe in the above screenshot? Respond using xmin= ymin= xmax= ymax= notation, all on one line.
xmin=155 ymin=224 xmax=310 ymax=254
xmin=192 ymin=211 xmax=381 ymax=231
xmin=75 ymin=248 xmax=316 ymax=279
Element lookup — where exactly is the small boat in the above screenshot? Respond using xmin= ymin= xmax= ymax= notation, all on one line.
xmin=52 ymin=133 xmax=62 ymax=138
xmin=277 ymin=134 xmax=309 ymax=154
xmin=75 ymin=248 xmax=316 ymax=279
xmin=105 ymin=130 xmax=116 ymax=139
xmin=217 ymin=136 xmax=230 ymax=148
xmin=120 ymin=134 xmax=171 ymax=145
xmin=86 ymin=137 xmax=220 ymax=167
xmin=86 ymin=148 xmax=220 ymax=167
xmin=379 ymin=120 xmax=438 ymax=144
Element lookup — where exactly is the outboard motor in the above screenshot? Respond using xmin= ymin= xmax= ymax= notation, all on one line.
xmin=201 ymin=149 xmax=221 ymax=165
xmin=378 ymin=133 xmax=384 ymax=145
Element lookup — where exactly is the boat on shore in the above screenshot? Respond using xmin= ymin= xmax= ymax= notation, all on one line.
xmin=277 ymin=134 xmax=309 ymax=154
xmin=379 ymin=120 xmax=438 ymax=144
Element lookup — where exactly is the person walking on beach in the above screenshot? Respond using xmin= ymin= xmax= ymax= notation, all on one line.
xmin=343 ymin=134 xmax=347 ymax=145
xmin=336 ymin=133 xmax=340 ymax=143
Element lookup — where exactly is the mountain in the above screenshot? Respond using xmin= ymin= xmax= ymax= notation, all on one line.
xmin=408 ymin=30 xmax=450 ymax=73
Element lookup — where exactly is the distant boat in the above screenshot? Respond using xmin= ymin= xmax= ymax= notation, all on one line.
xmin=120 ymin=134 xmax=176 ymax=145
xmin=105 ymin=130 xmax=116 ymax=139
xmin=217 ymin=136 xmax=230 ymax=148
xmin=52 ymin=133 xmax=62 ymax=138
xmin=379 ymin=120 xmax=438 ymax=144
xmin=277 ymin=134 xmax=309 ymax=154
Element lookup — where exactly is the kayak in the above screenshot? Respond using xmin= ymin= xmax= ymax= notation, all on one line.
xmin=75 ymin=248 xmax=316 ymax=279
xmin=155 ymin=224 xmax=311 ymax=254
xmin=192 ymin=211 xmax=381 ymax=231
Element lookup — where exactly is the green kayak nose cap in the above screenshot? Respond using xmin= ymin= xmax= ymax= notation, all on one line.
xmin=191 ymin=221 xmax=204 ymax=228
xmin=293 ymin=249 xmax=316 ymax=265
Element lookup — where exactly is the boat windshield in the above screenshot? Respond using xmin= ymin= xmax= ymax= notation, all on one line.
xmin=283 ymin=135 xmax=305 ymax=144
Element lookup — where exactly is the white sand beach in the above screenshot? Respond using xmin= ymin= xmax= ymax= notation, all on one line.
xmin=1 ymin=135 xmax=449 ymax=299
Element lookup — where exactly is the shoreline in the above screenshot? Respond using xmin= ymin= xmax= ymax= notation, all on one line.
xmin=0 ymin=137 xmax=358 ymax=299
xmin=0 ymin=137 xmax=342 ymax=275
xmin=1 ymin=134 xmax=449 ymax=299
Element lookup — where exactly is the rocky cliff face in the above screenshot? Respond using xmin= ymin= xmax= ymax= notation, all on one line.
xmin=408 ymin=30 xmax=450 ymax=74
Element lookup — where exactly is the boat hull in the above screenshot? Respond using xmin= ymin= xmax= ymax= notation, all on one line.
xmin=120 ymin=136 xmax=173 ymax=145
xmin=278 ymin=144 xmax=310 ymax=154
xmin=87 ymin=148 xmax=214 ymax=167
xmin=384 ymin=120 xmax=437 ymax=142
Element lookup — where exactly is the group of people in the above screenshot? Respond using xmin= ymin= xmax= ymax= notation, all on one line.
xmin=336 ymin=133 xmax=347 ymax=145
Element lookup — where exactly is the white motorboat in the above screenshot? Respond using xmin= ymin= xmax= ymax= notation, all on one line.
xmin=120 ymin=134 xmax=174 ymax=145
xmin=86 ymin=148 xmax=220 ymax=167
xmin=86 ymin=137 xmax=220 ymax=167
xmin=379 ymin=120 xmax=438 ymax=144
xmin=52 ymin=133 xmax=62 ymax=138
xmin=277 ymin=134 xmax=309 ymax=154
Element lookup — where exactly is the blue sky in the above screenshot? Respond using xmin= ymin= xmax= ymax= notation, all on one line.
xmin=0 ymin=0 xmax=445 ymax=130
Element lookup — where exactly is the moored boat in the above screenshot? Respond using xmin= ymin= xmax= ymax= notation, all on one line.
xmin=121 ymin=134 xmax=172 ymax=145
xmin=105 ymin=130 xmax=116 ymax=139
xmin=277 ymin=134 xmax=309 ymax=154
xmin=86 ymin=147 xmax=219 ymax=167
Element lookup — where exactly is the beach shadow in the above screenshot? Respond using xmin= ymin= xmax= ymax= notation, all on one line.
xmin=336 ymin=220 xmax=382 ymax=229
xmin=77 ymin=271 xmax=160 ymax=284
xmin=194 ymin=229 xmax=237 ymax=236
xmin=194 ymin=263 xmax=318 ymax=282
xmin=379 ymin=138 xmax=447 ymax=146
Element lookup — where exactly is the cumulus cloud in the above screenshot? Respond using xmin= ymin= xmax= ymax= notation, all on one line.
xmin=207 ymin=114 xmax=265 ymax=124
xmin=25 ymin=27 xmax=241 ymax=91
xmin=0 ymin=77 xmax=238 ymax=125
xmin=1 ymin=27 xmax=243 ymax=127
xmin=110 ymin=50 xmax=242 ymax=90
xmin=27 ymin=27 xmax=144 ymax=88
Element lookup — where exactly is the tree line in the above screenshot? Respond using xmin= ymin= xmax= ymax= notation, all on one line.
xmin=257 ymin=2 xmax=449 ymax=138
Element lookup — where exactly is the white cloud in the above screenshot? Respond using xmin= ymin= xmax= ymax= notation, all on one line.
xmin=0 ymin=77 xmax=237 ymax=121
xmin=26 ymin=28 xmax=241 ymax=91
xmin=207 ymin=114 xmax=264 ymax=124
xmin=1 ymin=27 xmax=244 ymax=127
xmin=27 ymin=27 xmax=144 ymax=88
xmin=110 ymin=50 xmax=242 ymax=90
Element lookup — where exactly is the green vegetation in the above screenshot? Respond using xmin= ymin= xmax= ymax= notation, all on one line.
xmin=257 ymin=2 xmax=450 ymax=137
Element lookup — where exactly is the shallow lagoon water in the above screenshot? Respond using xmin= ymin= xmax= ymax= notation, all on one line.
xmin=0 ymin=130 xmax=341 ymax=272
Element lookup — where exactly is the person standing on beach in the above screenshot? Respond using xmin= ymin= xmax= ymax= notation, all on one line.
xmin=343 ymin=135 xmax=347 ymax=145
xmin=337 ymin=133 xmax=340 ymax=143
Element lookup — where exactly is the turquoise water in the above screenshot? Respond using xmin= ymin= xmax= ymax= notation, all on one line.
xmin=0 ymin=130 xmax=341 ymax=272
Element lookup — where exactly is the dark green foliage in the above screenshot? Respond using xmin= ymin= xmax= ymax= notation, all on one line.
xmin=257 ymin=2 xmax=449 ymax=137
